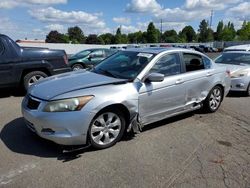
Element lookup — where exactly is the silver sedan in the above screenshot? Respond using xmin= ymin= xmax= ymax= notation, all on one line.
xmin=22 ymin=48 xmax=230 ymax=149
xmin=215 ymin=51 xmax=250 ymax=96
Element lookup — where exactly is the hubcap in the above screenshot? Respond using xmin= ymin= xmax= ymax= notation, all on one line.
xmin=209 ymin=88 xmax=222 ymax=110
xmin=90 ymin=112 xmax=121 ymax=146
xmin=73 ymin=65 xmax=83 ymax=71
xmin=28 ymin=75 xmax=44 ymax=87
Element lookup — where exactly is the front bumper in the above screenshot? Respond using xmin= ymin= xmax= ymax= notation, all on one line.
xmin=21 ymin=96 xmax=95 ymax=146
xmin=230 ymin=77 xmax=249 ymax=92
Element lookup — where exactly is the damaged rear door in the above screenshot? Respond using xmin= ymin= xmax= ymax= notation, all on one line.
xmin=180 ymin=53 xmax=215 ymax=108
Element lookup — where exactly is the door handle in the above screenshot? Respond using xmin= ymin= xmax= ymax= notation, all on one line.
xmin=175 ymin=79 xmax=184 ymax=85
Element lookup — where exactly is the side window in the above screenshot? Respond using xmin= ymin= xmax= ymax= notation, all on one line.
xmin=203 ymin=56 xmax=212 ymax=69
xmin=183 ymin=53 xmax=205 ymax=72
xmin=150 ymin=53 xmax=181 ymax=76
xmin=0 ymin=40 xmax=4 ymax=55
xmin=91 ymin=50 xmax=104 ymax=58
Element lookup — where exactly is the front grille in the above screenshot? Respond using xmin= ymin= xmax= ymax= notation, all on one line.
xmin=27 ymin=96 xmax=40 ymax=110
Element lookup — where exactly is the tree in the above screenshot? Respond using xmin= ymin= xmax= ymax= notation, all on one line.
xmin=198 ymin=19 xmax=214 ymax=42
xmin=67 ymin=26 xmax=85 ymax=44
xmin=180 ymin=26 xmax=196 ymax=42
xmin=99 ymin=33 xmax=115 ymax=44
xmin=238 ymin=21 xmax=250 ymax=41
xmin=162 ymin=30 xmax=178 ymax=43
xmin=85 ymin=34 xmax=102 ymax=44
xmin=146 ymin=22 xmax=158 ymax=43
xmin=115 ymin=27 xmax=122 ymax=44
xmin=221 ymin=22 xmax=236 ymax=41
xmin=215 ymin=21 xmax=224 ymax=41
xmin=45 ymin=30 xmax=68 ymax=43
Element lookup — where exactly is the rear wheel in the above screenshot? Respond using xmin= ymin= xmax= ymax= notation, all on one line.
xmin=89 ymin=110 xmax=125 ymax=149
xmin=72 ymin=64 xmax=84 ymax=71
xmin=23 ymin=71 xmax=48 ymax=91
xmin=203 ymin=86 xmax=223 ymax=113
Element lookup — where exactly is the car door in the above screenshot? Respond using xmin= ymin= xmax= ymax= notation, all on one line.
xmin=0 ymin=38 xmax=15 ymax=86
xmin=138 ymin=53 xmax=186 ymax=125
xmin=89 ymin=50 xmax=105 ymax=65
xmin=180 ymin=53 xmax=214 ymax=108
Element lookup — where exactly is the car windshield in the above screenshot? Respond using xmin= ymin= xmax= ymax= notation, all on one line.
xmin=73 ymin=50 xmax=91 ymax=58
xmin=92 ymin=51 xmax=155 ymax=79
xmin=215 ymin=53 xmax=250 ymax=66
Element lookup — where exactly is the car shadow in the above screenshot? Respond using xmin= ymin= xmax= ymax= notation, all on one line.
xmin=0 ymin=117 xmax=96 ymax=162
xmin=1 ymin=113 xmax=194 ymax=162
xmin=0 ymin=88 xmax=25 ymax=98
xmin=226 ymin=91 xmax=247 ymax=98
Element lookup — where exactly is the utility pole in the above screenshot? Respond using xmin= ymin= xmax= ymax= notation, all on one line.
xmin=210 ymin=10 xmax=214 ymax=29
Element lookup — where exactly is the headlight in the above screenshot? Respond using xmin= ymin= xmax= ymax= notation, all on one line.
xmin=231 ymin=70 xmax=250 ymax=78
xmin=43 ymin=96 xmax=94 ymax=112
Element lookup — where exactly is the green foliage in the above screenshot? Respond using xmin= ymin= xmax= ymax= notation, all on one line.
xmin=180 ymin=26 xmax=196 ymax=42
xmin=147 ymin=22 xmax=158 ymax=43
xmin=162 ymin=30 xmax=178 ymax=43
xmin=67 ymin=26 xmax=85 ymax=44
xmin=45 ymin=31 xmax=69 ymax=43
xmin=238 ymin=21 xmax=250 ymax=41
xmin=99 ymin=33 xmax=115 ymax=44
xmin=198 ymin=19 xmax=213 ymax=42
xmin=85 ymin=34 xmax=102 ymax=44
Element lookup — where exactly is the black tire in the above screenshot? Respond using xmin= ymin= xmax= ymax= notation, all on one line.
xmin=203 ymin=86 xmax=223 ymax=113
xmin=246 ymin=83 xmax=250 ymax=96
xmin=23 ymin=71 xmax=48 ymax=91
xmin=72 ymin=64 xmax=84 ymax=71
xmin=88 ymin=109 xmax=126 ymax=149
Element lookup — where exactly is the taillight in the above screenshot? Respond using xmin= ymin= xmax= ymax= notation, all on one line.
xmin=63 ymin=54 xmax=69 ymax=65
xmin=226 ymin=70 xmax=231 ymax=77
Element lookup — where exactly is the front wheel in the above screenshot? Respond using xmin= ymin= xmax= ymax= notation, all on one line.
xmin=89 ymin=110 xmax=125 ymax=149
xmin=23 ymin=71 xmax=48 ymax=91
xmin=72 ymin=64 xmax=84 ymax=71
xmin=203 ymin=86 xmax=223 ymax=113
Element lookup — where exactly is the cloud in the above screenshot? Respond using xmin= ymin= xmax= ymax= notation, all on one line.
xmin=28 ymin=7 xmax=106 ymax=29
xmin=184 ymin=0 xmax=241 ymax=10
xmin=226 ymin=2 xmax=250 ymax=21
xmin=0 ymin=0 xmax=67 ymax=9
xmin=113 ymin=17 xmax=131 ymax=25
xmin=126 ymin=0 xmax=162 ymax=13
xmin=45 ymin=24 xmax=65 ymax=33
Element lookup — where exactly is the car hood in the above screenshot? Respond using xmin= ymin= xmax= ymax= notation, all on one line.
xmin=29 ymin=71 xmax=126 ymax=100
xmin=216 ymin=63 xmax=250 ymax=73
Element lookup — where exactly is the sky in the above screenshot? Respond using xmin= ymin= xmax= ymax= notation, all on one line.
xmin=0 ymin=0 xmax=249 ymax=40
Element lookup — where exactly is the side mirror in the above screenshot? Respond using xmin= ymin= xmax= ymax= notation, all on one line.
xmin=145 ymin=73 xmax=164 ymax=82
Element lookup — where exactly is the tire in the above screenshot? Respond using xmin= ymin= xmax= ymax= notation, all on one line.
xmin=89 ymin=110 xmax=126 ymax=149
xmin=72 ymin=64 xmax=84 ymax=71
xmin=203 ymin=86 xmax=223 ymax=113
xmin=246 ymin=83 xmax=250 ymax=96
xmin=23 ymin=71 xmax=48 ymax=91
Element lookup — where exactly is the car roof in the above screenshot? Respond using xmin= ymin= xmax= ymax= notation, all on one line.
xmin=223 ymin=51 xmax=250 ymax=54
xmin=125 ymin=47 xmax=195 ymax=54
xmin=224 ymin=44 xmax=250 ymax=52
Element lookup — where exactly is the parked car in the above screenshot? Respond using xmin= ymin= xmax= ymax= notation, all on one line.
xmin=0 ymin=34 xmax=71 ymax=90
xmin=22 ymin=48 xmax=230 ymax=149
xmin=69 ymin=48 xmax=116 ymax=71
xmin=224 ymin=44 xmax=250 ymax=52
xmin=215 ymin=51 xmax=250 ymax=96
xmin=190 ymin=46 xmax=205 ymax=53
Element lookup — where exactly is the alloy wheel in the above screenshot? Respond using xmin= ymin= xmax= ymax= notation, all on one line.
xmin=209 ymin=88 xmax=222 ymax=111
xmin=90 ymin=112 xmax=122 ymax=146
xmin=28 ymin=75 xmax=45 ymax=87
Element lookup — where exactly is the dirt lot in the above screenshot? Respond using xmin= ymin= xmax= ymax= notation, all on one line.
xmin=0 ymin=86 xmax=249 ymax=188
